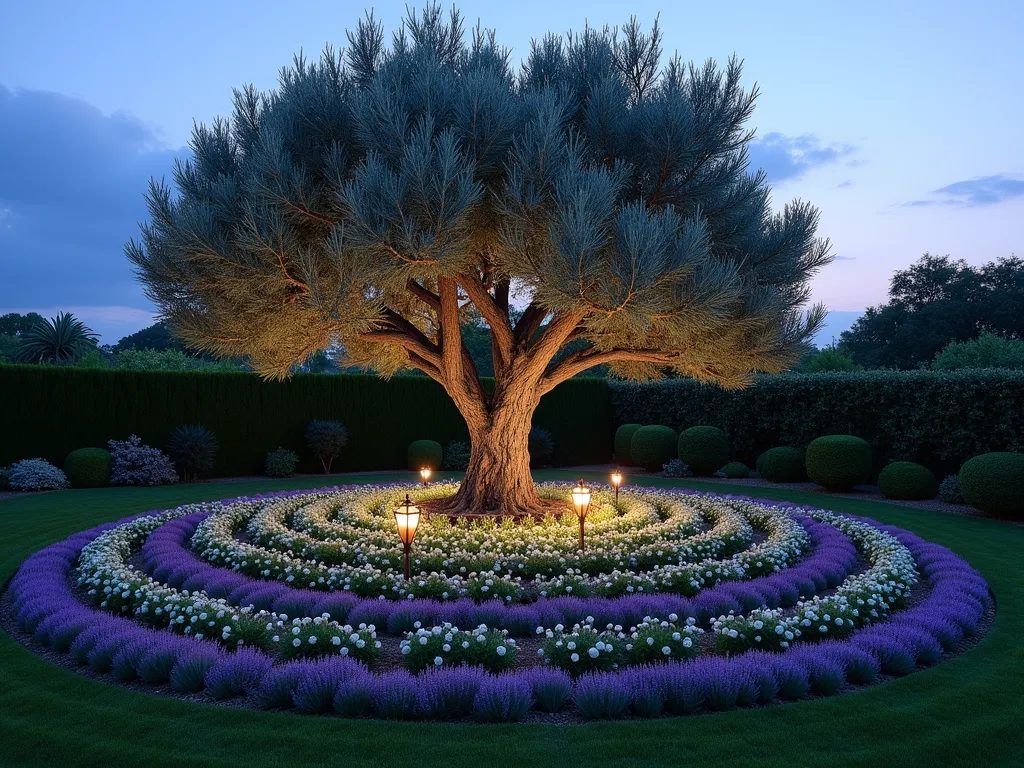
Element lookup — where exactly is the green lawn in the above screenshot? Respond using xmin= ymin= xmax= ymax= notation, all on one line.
xmin=1 ymin=471 xmax=1021 ymax=768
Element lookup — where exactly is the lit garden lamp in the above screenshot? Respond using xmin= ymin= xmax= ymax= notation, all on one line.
xmin=610 ymin=469 xmax=624 ymax=504
xmin=419 ymin=467 xmax=432 ymax=486
xmin=394 ymin=494 xmax=421 ymax=580
xmin=570 ymin=479 xmax=592 ymax=552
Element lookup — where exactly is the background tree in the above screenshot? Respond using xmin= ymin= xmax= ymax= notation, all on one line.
xmin=15 ymin=312 xmax=98 ymax=365
xmin=932 ymin=332 xmax=1024 ymax=371
xmin=0 ymin=312 xmax=46 ymax=362
xmin=793 ymin=343 xmax=860 ymax=373
xmin=115 ymin=321 xmax=183 ymax=352
xmin=128 ymin=7 xmax=831 ymax=514
xmin=840 ymin=253 xmax=1024 ymax=369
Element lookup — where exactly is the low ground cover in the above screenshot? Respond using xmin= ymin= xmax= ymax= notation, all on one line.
xmin=0 ymin=472 xmax=1020 ymax=767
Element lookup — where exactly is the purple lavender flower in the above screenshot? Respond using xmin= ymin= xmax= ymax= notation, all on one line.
xmin=474 ymin=673 xmax=534 ymax=722
xmin=521 ymin=667 xmax=572 ymax=713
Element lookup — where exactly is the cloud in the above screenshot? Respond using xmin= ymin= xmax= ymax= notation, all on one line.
xmin=836 ymin=180 xmax=854 ymax=189
xmin=0 ymin=86 xmax=187 ymax=309
xmin=832 ymin=255 xmax=856 ymax=261
xmin=902 ymin=174 xmax=1024 ymax=208
xmin=747 ymin=132 xmax=859 ymax=183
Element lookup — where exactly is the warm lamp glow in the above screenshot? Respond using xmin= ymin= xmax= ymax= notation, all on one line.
xmin=419 ymin=467 xmax=432 ymax=486
xmin=570 ymin=479 xmax=592 ymax=552
xmin=394 ymin=494 xmax=420 ymax=580
xmin=570 ymin=480 xmax=592 ymax=519
xmin=610 ymin=469 xmax=624 ymax=503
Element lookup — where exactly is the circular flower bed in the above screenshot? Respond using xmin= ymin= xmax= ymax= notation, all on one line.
xmin=6 ymin=482 xmax=992 ymax=722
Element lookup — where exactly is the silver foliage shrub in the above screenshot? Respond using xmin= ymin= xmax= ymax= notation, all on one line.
xmin=108 ymin=435 xmax=179 ymax=486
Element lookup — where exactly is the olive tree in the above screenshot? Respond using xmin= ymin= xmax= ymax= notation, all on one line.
xmin=128 ymin=7 xmax=831 ymax=515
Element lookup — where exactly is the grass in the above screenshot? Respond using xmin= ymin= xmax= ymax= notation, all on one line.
xmin=1 ymin=470 xmax=1021 ymax=768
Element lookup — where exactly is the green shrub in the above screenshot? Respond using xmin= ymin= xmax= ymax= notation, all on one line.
xmin=756 ymin=447 xmax=806 ymax=482
xmin=677 ymin=426 xmax=729 ymax=476
xmin=933 ymin=332 xmax=1024 ymax=371
xmin=304 ymin=420 xmax=348 ymax=474
xmin=166 ymin=424 xmax=218 ymax=482
xmin=529 ymin=427 xmax=554 ymax=467
xmin=805 ymin=435 xmax=872 ymax=491
xmin=614 ymin=424 xmax=643 ymax=466
xmin=877 ymin=461 xmax=938 ymax=500
xmin=442 ymin=441 xmax=471 ymax=471
xmin=63 ymin=447 xmax=112 ymax=488
xmin=265 ymin=447 xmax=299 ymax=477
xmin=938 ymin=475 xmax=964 ymax=504
xmin=630 ymin=426 xmax=678 ymax=472
xmin=959 ymin=452 xmax=1024 ymax=519
xmin=408 ymin=440 xmax=443 ymax=471
xmin=720 ymin=461 xmax=750 ymax=479
xmin=0 ymin=465 xmax=10 ymax=490
xmin=610 ymin=370 xmax=1024 ymax=477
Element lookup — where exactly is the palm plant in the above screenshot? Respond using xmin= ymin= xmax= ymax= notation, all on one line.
xmin=16 ymin=312 xmax=98 ymax=364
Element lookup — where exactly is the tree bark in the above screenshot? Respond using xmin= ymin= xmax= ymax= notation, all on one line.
xmin=437 ymin=375 xmax=547 ymax=516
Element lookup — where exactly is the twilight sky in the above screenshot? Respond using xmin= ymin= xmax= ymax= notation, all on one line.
xmin=1 ymin=0 xmax=1021 ymax=343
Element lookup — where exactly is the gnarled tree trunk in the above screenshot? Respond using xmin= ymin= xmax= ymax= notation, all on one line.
xmin=440 ymin=378 xmax=545 ymax=516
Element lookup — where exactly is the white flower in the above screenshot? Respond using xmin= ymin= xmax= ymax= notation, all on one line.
xmin=434 ymin=656 xmax=443 ymax=666
xmin=570 ymin=653 xmax=580 ymax=662
xmin=587 ymin=647 xmax=599 ymax=658
xmin=496 ymin=645 xmax=507 ymax=657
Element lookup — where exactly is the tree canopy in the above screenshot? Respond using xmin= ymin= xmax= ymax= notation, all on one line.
xmin=127 ymin=6 xmax=832 ymax=513
xmin=840 ymin=253 xmax=1024 ymax=369
xmin=129 ymin=7 xmax=829 ymax=389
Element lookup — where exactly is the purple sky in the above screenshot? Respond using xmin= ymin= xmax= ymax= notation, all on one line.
xmin=1 ymin=0 xmax=1021 ymax=343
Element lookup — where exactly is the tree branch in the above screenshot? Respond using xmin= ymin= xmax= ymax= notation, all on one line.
xmin=524 ymin=308 xmax=588 ymax=377
xmin=438 ymin=276 xmax=488 ymax=419
xmin=406 ymin=279 xmax=441 ymax=312
xmin=513 ymin=301 xmax=548 ymax=347
xmin=458 ymin=272 xmax=514 ymax=369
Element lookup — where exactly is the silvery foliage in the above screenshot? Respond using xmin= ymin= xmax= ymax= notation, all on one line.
xmin=128 ymin=6 xmax=830 ymax=383
xmin=108 ymin=435 xmax=179 ymax=486
xmin=7 ymin=458 xmax=69 ymax=491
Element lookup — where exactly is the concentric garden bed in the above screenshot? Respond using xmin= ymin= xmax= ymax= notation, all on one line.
xmin=5 ymin=479 xmax=993 ymax=728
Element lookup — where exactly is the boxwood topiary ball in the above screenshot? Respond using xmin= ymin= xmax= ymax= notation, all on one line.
xmin=63 ymin=447 xmax=112 ymax=488
xmin=877 ymin=461 xmax=938 ymax=500
xmin=959 ymin=452 xmax=1024 ymax=519
xmin=805 ymin=435 xmax=872 ymax=491
xmin=677 ymin=426 xmax=729 ymax=476
xmin=614 ymin=424 xmax=643 ymax=466
xmin=756 ymin=447 xmax=806 ymax=483
xmin=407 ymin=440 xmax=443 ymax=471
xmin=720 ymin=461 xmax=750 ymax=479
xmin=630 ymin=425 xmax=679 ymax=472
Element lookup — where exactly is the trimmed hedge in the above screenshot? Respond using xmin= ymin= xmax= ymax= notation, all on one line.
xmin=959 ymin=452 xmax=1024 ymax=519
xmin=720 ymin=461 xmax=750 ymax=479
xmin=630 ymin=425 xmax=678 ymax=472
xmin=610 ymin=370 xmax=1024 ymax=477
xmin=756 ymin=447 xmax=806 ymax=483
xmin=614 ymin=424 xmax=643 ymax=466
xmin=0 ymin=366 xmax=612 ymax=477
xmin=408 ymin=440 xmax=443 ymax=471
xmin=877 ymin=461 xmax=938 ymax=501
xmin=63 ymin=448 xmax=112 ymax=488
xmin=677 ymin=426 xmax=728 ymax=476
xmin=806 ymin=435 xmax=872 ymax=491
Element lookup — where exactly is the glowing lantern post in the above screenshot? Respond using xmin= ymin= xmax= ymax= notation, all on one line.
xmin=610 ymin=469 xmax=624 ymax=504
xmin=419 ymin=467 xmax=432 ymax=486
xmin=570 ymin=479 xmax=592 ymax=552
xmin=393 ymin=494 xmax=421 ymax=580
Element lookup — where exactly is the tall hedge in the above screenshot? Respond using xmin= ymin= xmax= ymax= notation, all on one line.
xmin=0 ymin=366 xmax=612 ymax=477
xmin=610 ymin=370 xmax=1024 ymax=477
